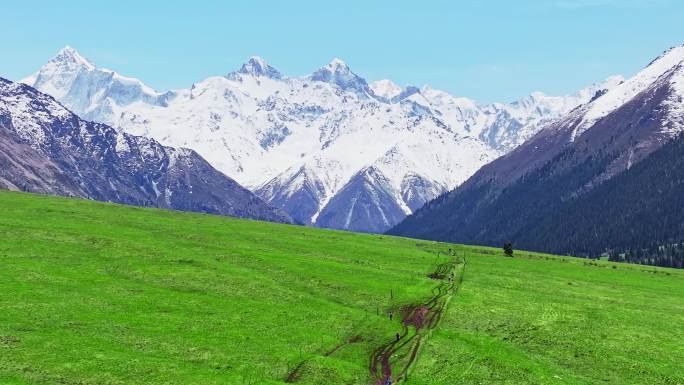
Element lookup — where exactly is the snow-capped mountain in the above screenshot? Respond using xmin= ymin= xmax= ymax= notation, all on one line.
xmin=390 ymin=44 xmax=684 ymax=257
xmin=0 ymin=77 xmax=292 ymax=223
xmin=21 ymin=46 xmax=622 ymax=232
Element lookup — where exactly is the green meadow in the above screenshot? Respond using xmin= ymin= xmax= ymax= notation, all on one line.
xmin=0 ymin=191 xmax=682 ymax=385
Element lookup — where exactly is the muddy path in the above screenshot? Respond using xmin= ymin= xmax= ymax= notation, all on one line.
xmin=284 ymin=251 xmax=466 ymax=384
xmin=369 ymin=253 xmax=466 ymax=384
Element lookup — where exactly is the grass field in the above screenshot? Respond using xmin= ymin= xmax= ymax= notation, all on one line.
xmin=0 ymin=191 xmax=682 ymax=385
xmin=408 ymin=250 xmax=684 ymax=385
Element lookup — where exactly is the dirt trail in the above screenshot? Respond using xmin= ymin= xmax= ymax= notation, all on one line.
xmin=369 ymin=253 xmax=465 ymax=384
xmin=285 ymin=251 xmax=465 ymax=384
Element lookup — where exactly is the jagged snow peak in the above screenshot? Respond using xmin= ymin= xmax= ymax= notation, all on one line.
xmin=21 ymin=45 xmax=95 ymax=99
xmin=21 ymin=46 xmax=167 ymax=125
xmin=229 ymin=56 xmax=283 ymax=80
xmin=21 ymin=46 xmax=622 ymax=231
xmin=328 ymin=58 xmax=348 ymax=69
xmin=577 ymin=45 xmax=684 ymax=134
xmin=308 ymin=58 xmax=374 ymax=97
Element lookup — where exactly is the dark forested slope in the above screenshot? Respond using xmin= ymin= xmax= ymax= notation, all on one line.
xmin=389 ymin=46 xmax=684 ymax=267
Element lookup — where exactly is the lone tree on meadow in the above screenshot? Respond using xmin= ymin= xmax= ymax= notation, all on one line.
xmin=503 ymin=242 xmax=514 ymax=257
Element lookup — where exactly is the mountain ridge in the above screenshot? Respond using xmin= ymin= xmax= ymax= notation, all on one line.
xmin=0 ymin=77 xmax=293 ymax=224
xmin=21 ymin=46 xmax=622 ymax=232
xmin=388 ymin=44 xmax=684 ymax=261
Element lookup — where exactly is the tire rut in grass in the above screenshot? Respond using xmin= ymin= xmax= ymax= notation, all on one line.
xmin=369 ymin=253 xmax=465 ymax=384
xmin=284 ymin=252 xmax=465 ymax=384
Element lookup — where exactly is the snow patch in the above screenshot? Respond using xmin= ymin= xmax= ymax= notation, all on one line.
xmin=577 ymin=45 xmax=684 ymax=135
xmin=370 ymin=79 xmax=403 ymax=100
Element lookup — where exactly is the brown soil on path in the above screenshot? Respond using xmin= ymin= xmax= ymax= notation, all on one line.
xmin=369 ymin=255 xmax=465 ymax=384
xmin=285 ymin=253 xmax=466 ymax=385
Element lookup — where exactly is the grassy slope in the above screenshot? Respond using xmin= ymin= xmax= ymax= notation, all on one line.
xmin=410 ymin=249 xmax=684 ymax=385
xmin=0 ymin=191 xmax=445 ymax=385
xmin=0 ymin=191 xmax=682 ymax=385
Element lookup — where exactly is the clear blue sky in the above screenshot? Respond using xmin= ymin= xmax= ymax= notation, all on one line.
xmin=2 ymin=0 xmax=682 ymax=102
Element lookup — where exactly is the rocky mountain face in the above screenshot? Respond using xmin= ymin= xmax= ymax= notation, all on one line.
xmin=389 ymin=45 xmax=684 ymax=258
xmin=22 ymin=47 xmax=620 ymax=232
xmin=0 ymin=77 xmax=292 ymax=223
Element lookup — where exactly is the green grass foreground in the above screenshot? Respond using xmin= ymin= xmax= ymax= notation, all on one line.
xmin=0 ymin=191 xmax=682 ymax=385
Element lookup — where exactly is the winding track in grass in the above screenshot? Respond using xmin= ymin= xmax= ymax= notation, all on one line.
xmin=284 ymin=251 xmax=465 ymax=384
xmin=369 ymin=253 xmax=465 ymax=384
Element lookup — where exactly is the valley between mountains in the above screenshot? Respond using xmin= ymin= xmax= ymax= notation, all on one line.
xmin=3 ymin=3 xmax=684 ymax=385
